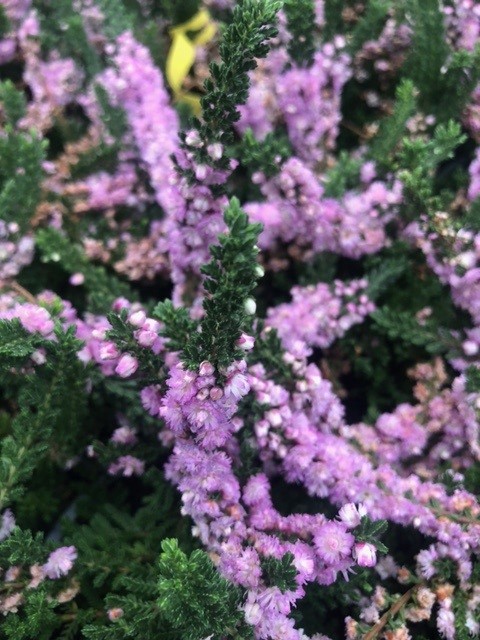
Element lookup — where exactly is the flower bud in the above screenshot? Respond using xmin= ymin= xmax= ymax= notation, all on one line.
xmin=244 ymin=298 xmax=256 ymax=315
xmin=100 ymin=342 xmax=120 ymax=361
xmin=129 ymin=310 xmax=146 ymax=327
xmin=199 ymin=361 xmax=215 ymax=376
xmin=69 ymin=272 xmax=85 ymax=286
xmin=115 ymin=354 xmax=138 ymax=378
xmin=207 ymin=143 xmax=223 ymax=160
xmin=338 ymin=503 xmax=366 ymax=528
xmin=255 ymin=265 xmax=265 ymax=278
xmin=354 ymin=542 xmax=377 ymax=567
xmin=209 ymin=387 xmax=223 ymax=401
xmin=236 ymin=333 xmax=255 ymax=350
xmin=244 ymin=602 xmax=262 ymax=625
xmin=107 ymin=608 xmax=124 ymax=621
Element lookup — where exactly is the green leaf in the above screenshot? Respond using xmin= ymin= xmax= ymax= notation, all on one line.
xmin=36 ymin=228 xmax=135 ymax=314
xmin=284 ymin=0 xmax=316 ymax=66
xmin=261 ymin=552 xmax=297 ymax=593
xmin=193 ymin=0 xmax=282 ymax=172
xmin=180 ymin=197 xmax=262 ymax=369
xmin=157 ymin=539 xmax=251 ymax=640
xmin=0 ymin=80 xmax=27 ymax=125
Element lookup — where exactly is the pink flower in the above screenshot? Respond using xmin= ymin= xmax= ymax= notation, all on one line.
xmin=313 ymin=522 xmax=354 ymax=564
xmin=69 ymin=272 xmax=85 ymax=286
xmin=437 ymin=603 xmax=455 ymax=640
xmin=129 ymin=310 xmax=146 ymax=327
xmin=107 ymin=608 xmax=124 ymax=621
xmin=110 ymin=426 xmax=137 ymax=446
xmin=199 ymin=361 xmax=215 ymax=376
xmin=108 ymin=455 xmax=145 ymax=477
xmin=244 ymin=601 xmax=262 ymax=625
xmin=99 ymin=342 xmax=119 ymax=360
xmin=141 ymin=385 xmax=162 ymax=416
xmin=136 ymin=329 xmax=158 ymax=347
xmin=43 ymin=546 xmax=77 ymax=579
xmin=338 ymin=503 xmax=367 ymax=528
xmin=236 ymin=333 xmax=255 ymax=350
xmin=353 ymin=542 xmax=377 ymax=567
xmin=115 ymin=354 xmax=138 ymax=377
xmin=224 ymin=372 xmax=250 ymax=399
xmin=18 ymin=304 xmax=54 ymax=336
xmin=0 ymin=509 xmax=15 ymax=541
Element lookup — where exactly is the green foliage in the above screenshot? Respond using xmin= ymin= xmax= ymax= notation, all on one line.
xmin=0 ymin=528 xmax=46 ymax=566
xmin=261 ymin=552 xmax=297 ymax=593
xmin=158 ymin=198 xmax=261 ymax=370
xmin=371 ymin=307 xmax=445 ymax=353
xmin=0 ymin=4 xmax=10 ymax=37
xmin=238 ymin=128 xmax=291 ymax=179
xmin=157 ymin=538 xmax=251 ymax=640
xmin=34 ymin=0 xmax=101 ymax=78
xmin=0 ymin=319 xmax=45 ymax=369
xmin=0 ymin=127 xmax=46 ymax=232
xmin=36 ymin=228 xmax=135 ymax=314
xmin=370 ymin=79 xmax=417 ymax=166
xmin=466 ymin=366 xmax=480 ymax=394
xmin=402 ymin=0 xmax=448 ymax=105
xmin=94 ymin=85 xmax=129 ymax=141
xmin=433 ymin=557 xmax=457 ymax=582
xmin=1 ymin=586 xmax=59 ymax=640
xmin=0 ymin=325 xmax=88 ymax=510
xmin=195 ymin=0 xmax=281 ymax=170
xmin=154 ymin=300 xmax=197 ymax=354
xmin=402 ymin=0 xmax=480 ymax=121
xmin=151 ymin=0 xmax=201 ymax=24
xmin=77 ymin=470 xmax=195 ymax=640
xmin=355 ymin=516 xmax=388 ymax=553
xmin=463 ymin=198 xmax=480 ymax=233
xmin=0 ymin=80 xmax=27 ymax=126
xmin=106 ymin=310 xmax=161 ymax=379
xmin=96 ymin=0 xmax=135 ymax=39
xmin=452 ymin=589 xmax=472 ymax=640
xmin=366 ymin=254 xmax=410 ymax=301
xmin=70 ymin=141 xmax=120 ymax=181
xmin=348 ymin=0 xmax=390 ymax=54
xmin=251 ymin=325 xmax=295 ymax=388
xmin=323 ymin=151 xmax=362 ymax=197
xmin=436 ymin=47 xmax=480 ymax=122
xmin=323 ymin=0 xmax=347 ymax=42
xmin=284 ymin=0 xmax=316 ymax=66
xmin=398 ymin=120 xmax=466 ymax=216
xmin=194 ymin=198 xmax=262 ymax=369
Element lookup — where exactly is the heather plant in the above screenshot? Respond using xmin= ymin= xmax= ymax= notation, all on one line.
xmin=0 ymin=1 xmax=479 ymax=639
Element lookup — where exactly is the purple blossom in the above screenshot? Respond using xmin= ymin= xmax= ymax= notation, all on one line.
xmin=14 ymin=304 xmax=54 ymax=336
xmin=108 ymin=455 xmax=145 ymax=477
xmin=313 ymin=522 xmax=354 ymax=565
xmin=110 ymin=426 xmax=137 ymax=446
xmin=353 ymin=542 xmax=377 ymax=568
xmin=0 ymin=509 xmax=15 ymax=541
xmin=43 ymin=546 xmax=77 ymax=579
xmin=338 ymin=503 xmax=367 ymax=529
xmin=115 ymin=354 xmax=138 ymax=378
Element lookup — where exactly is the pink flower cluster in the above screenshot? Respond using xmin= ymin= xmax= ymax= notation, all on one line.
xmin=159 ymin=357 xmax=375 ymax=640
xmin=405 ymin=218 xmax=480 ymax=327
xmin=238 ymin=40 xmax=350 ymax=167
xmin=0 ymin=221 xmax=34 ymax=281
xmin=246 ymin=157 xmax=402 ymax=262
xmin=266 ymin=278 xmax=375 ymax=357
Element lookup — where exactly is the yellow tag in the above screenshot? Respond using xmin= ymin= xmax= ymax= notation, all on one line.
xmin=166 ymin=9 xmax=217 ymax=115
xmin=166 ymin=32 xmax=196 ymax=94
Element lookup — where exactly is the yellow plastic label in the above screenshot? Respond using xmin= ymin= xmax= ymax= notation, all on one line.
xmin=166 ymin=9 xmax=217 ymax=115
